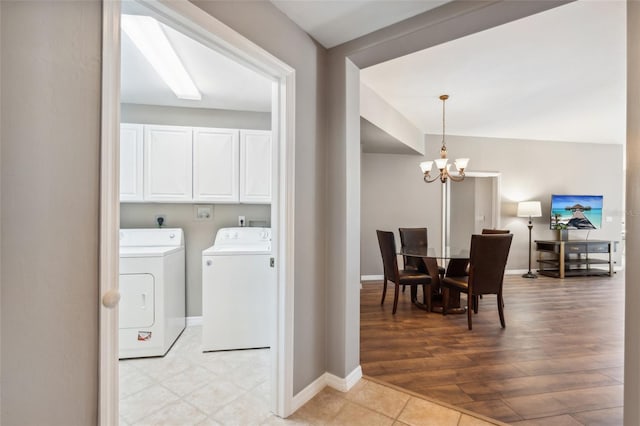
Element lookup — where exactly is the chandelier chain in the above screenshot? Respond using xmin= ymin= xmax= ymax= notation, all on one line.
xmin=442 ymin=95 xmax=446 ymax=147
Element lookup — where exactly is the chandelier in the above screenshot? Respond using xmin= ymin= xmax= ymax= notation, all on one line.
xmin=420 ymin=95 xmax=469 ymax=183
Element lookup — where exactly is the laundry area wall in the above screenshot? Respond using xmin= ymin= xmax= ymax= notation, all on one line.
xmin=120 ymin=103 xmax=272 ymax=317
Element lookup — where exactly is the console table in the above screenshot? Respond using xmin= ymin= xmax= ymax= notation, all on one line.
xmin=534 ymin=240 xmax=613 ymax=278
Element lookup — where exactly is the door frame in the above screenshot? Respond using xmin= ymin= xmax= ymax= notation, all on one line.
xmin=99 ymin=1 xmax=296 ymax=423
xmin=444 ymin=171 xmax=501 ymax=253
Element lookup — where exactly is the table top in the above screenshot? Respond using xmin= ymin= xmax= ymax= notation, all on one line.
xmin=400 ymin=247 xmax=469 ymax=259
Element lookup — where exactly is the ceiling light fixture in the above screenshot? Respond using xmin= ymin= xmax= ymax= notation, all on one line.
xmin=419 ymin=95 xmax=469 ymax=183
xmin=121 ymin=14 xmax=202 ymax=101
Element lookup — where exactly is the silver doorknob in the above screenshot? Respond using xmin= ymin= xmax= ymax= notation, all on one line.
xmin=102 ymin=289 xmax=121 ymax=308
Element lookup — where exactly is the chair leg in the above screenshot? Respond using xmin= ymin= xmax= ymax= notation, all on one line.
xmin=473 ymin=295 xmax=479 ymax=314
xmin=402 ymin=284 xmax=406 ymax=293
xmin=424 ymin=285 xmax=432 ymax=312
xmin=442 ymin=288 xmax=449 ymax=316
xmin=467 ymin=293 xmax=473 ymax=330
xmin=380 ymin=277 xmax=387 ymax=305
xmin=392 ymin=283 xmax=400 ymax=314
xmin=410 ymin=285 xmax=418 ymax=303
xmin=497 ymin=292 xmax=506 ymax=328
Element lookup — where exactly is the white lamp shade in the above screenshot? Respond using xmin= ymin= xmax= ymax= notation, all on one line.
xmin=517 ymin=201 xmax=542 ymax=218
xmin=419 ymin=161 xmax=433 ymax=173
xmin=454 ymin=158 xmax=469 ymax=170
xmin=434 ymin=158 xmax=448 ymax=170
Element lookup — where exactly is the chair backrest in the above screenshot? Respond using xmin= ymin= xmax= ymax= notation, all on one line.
xmin=468 ymin=234 xmax=513 ymax=295
xmin=481 ymin=228 xmax=510 ymax=234
xmin=376 ymin=230 xmax=399 ymax=281
xmin=399 ymin=227 xmax=428 ymax=269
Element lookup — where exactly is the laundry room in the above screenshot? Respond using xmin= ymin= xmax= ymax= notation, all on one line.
xmin=116 ymin=3 xmax=277 ymax=424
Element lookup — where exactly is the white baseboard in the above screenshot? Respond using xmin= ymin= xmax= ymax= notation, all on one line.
xmin=291 ymin=365 xmax=363 ymax=412
xmin=291 ymin=373 xmax=327 ymax=413
xmin=187 ymin=316 xmax=203 ymax=326
xmin=361 ymin=275 xmax=383 ymax=281
xmin=326 ymin=365 xmax=362 ymax=392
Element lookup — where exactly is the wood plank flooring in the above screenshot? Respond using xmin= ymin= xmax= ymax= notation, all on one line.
xmin=360 ymin=273 xmax=624 ymax=425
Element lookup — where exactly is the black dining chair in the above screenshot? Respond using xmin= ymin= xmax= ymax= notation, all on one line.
xmin=481 ymin=228 xmax=510 ymax=234
xmin=441 ymin=234 xmax=513 ymax=330
xmin=398 ymin=228 xmax=446 ymax=292
xmin=377 ymin=230 xmax=433 ymax=314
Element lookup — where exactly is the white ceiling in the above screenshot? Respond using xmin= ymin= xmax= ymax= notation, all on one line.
xmin=121 ymin=14 xmax=273 ymax=112
xmin=270 ymin=0 xmax=449 ymax=49
xmin=360 ymin=0 xmax=627 ymax=147
xmin=121 ymin=0 xmax=626 ymax=150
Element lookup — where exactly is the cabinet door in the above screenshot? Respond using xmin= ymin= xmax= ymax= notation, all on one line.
xmin=144 ymin=125 xmax=193 ymax=202
xmin=240 ymin=130 xmax=272 ymax=204
xmin=119 ymin=123 xmax=144 ymax=202
xmin=193 ymin=128 xmax=239 ymax=203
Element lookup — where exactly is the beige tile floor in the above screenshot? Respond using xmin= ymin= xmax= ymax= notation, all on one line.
xmin=120 ymin=325 xmax=505 ymax=425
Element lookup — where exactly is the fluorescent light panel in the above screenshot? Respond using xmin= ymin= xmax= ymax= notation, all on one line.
xmin=122 ymin=14 xmax=201 ymax=101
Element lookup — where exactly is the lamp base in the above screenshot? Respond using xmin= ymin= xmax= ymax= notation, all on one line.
xmin=522 ymin=272 xmax=538 ymax=279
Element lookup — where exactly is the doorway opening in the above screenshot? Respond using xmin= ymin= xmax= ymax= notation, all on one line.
xmin=100 ymin=0 xmax=296 ymax=424
xmin=446 ymin=172 xmax=502 ymax=252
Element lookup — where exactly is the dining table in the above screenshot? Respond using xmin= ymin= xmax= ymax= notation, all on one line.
xmin=400 ymin=247 xmax=470 ymax=314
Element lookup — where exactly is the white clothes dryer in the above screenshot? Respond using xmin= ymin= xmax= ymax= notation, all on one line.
xmin=119 ymin=228 xmax=186 ymax=359
xmin=202 ymin=227 xmax=274 ymax=351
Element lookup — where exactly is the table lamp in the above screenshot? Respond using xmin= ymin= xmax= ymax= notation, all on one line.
xmin=517 ymin=201 xmax=542 ymax=278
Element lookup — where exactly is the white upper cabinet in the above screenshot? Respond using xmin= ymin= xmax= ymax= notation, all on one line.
xmin=143 ymin=125 xmax=193 ymax=202
xmin=240 ymin=130 xmax=272 ymax=204
xmin=193 ymin=128 xmax=239 ymax=203
xmin=120 ymin=124 xmax=271 ymax=204
xmin=120 ymin=123 xmax=144 ymax=202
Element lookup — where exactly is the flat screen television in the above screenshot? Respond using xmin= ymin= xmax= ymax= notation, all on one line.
xmin=550 ymin=194 xmax=603 ymax=230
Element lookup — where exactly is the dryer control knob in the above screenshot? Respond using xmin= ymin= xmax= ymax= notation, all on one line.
xmin=170 ymin=233 xmax=175 ymax=238
xmin=206 ymin=260 xmax=212 ymax=266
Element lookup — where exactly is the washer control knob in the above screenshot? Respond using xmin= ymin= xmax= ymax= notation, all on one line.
xmin=206 ymin=260 xmax=212 ymax=266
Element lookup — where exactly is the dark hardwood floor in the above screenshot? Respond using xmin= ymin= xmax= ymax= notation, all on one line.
xmin=360 ymin=273 xmax=624 ymax=425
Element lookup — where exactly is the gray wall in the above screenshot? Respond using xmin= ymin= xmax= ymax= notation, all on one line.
xmin=361 ymin=136 xmax=624 ymax=276
xmin=626 ymin=2 xmax=640 ymax=425
xmin=191 ymin=0 xmax=328 ymax=395
xmin=1 ymin=1 xmax=101 ymax=424
xmin=121 ymin=203 xmax=270 ymax=317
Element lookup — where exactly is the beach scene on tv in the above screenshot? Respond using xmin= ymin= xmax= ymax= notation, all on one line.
xmin=550 ymin=195 xmax=603 ymax=230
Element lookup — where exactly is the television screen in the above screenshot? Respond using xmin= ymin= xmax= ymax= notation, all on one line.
xmin=550 ymin=195 xmax=603 ymax=230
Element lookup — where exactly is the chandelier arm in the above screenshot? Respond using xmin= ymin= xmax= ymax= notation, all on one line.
xmin=448 ymin=173 xmax=465 ymax=182
xmin=423 ymin=173 xmax=441 ymax=183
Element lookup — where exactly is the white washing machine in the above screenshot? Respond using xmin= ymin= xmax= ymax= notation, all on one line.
xmin=202 ymin=227 xmax=274 ymax=351
xmin=119 ymin=228 xmax=186 ymax=359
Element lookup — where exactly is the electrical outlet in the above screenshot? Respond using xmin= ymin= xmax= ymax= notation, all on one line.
xmin=195 ymin=205 xmax=213 ymax=221
xmin=238 ymin=216 xmax=246 ymax=227
xmin=155 ymin=215 xmax=166 ymax=227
